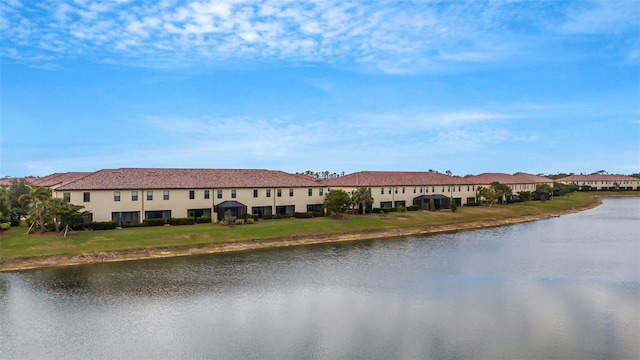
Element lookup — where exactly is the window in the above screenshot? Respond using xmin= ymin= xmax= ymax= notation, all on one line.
xmin=231 ymin=190 xmax=236 ymax=199
xmin=381 ymin=188 xmax=384 ymax=195
xmin=204 ymin=190 xmax=210 ymax=199
xmin=266 ymin=189 xmax=271 ymax=197
xmin=319 ymin=188 xmax=324 ymax=196
xmin=308 ymin=188 xmax=313 ymax=196
xmin=253 ymin=189 xmax=259 ymax=198
xmin=402 ymin=187 xmax=405 ymax=194
xmin=277 ymin=189 xmax=282 ymax=197
xmin=147 ymin=191 xmax=153 ymax=201
xmin=217 ymin=190 xmax=223 ymax=199
xmin=83 ymin=192 xmax=90 ymax=202
xmin=413 ymin=187 xmax=416 ymax=193
xmin=289 ymin=189 xmax=294 ymax=197
xmin=163 ymin=191 xmax=169 ymax=200
xmin=63 ymin=192 xmax=71 ymax=202
xmin=132 ymin=191 xmax=138 ymax=201
xmin=114 ymin=191 xmax=121 ymax=202
xmin=394 ymin=187 xmax=398 ymax=194
xmin=388 ymin=187 xmax=392 ymax=194
xmin=189 ymin=190 xmax=195 ymax=200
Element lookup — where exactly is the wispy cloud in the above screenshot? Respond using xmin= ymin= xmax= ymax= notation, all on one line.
xmin=2 ymin=0 xmax=636 ymax=72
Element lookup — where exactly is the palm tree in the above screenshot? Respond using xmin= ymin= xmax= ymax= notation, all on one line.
xmin=18 ymin=186 xmax=51 ymax=233
xmin=351 ymin=187 xmax=374 ymax=214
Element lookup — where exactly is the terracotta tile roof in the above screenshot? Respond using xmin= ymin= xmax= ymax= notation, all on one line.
xmin=54 ymin=168 xmax=324 ymax=190
xmin=558 ymin=174 xmax=639 ymax=182
xmin=0 ymin=177 xmax=37 ymax=187
xmin=321 ymin=171 xmax=474 ymax=187
xmin=466 ymin=173 xmax=552 ymax=185
xmin=32 ymin=172 xmax=92 ymax=188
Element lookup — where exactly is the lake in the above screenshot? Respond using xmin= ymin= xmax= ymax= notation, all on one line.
xmin=1 ymin=197 xmax=638 ymax=359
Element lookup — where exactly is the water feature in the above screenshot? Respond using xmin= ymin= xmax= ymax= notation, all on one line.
xmin=1 ymin=197 xmax=638 ymax=359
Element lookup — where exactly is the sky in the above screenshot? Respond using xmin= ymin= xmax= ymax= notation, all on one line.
xmin=1 ymin=0 xmax=639 ymax=178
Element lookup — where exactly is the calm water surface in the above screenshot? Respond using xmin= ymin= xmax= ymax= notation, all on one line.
xmin=1 ymin=197 xmax=639 ymax=359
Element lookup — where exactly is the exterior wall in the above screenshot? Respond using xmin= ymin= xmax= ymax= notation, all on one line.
xmin=557 ymin=179 xmax=640 ymax=190
xmin=55 ymin=186 xmax=327 ymax=223
xmin=328 ymin=184 xmax=477 ymax=208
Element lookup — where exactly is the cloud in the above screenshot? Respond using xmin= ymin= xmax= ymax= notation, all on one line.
xmin=3 ymin=0 xmax=636 ymax=72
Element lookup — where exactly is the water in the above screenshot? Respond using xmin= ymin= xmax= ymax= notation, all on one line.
xmin=1 ymin=197 xmax=639 ymax=359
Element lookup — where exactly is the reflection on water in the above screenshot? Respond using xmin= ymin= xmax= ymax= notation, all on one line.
xmin=1 ymin=197 xmax=639 ymax=359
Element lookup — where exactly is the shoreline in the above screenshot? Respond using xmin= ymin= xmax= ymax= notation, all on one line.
xmin=0 ymin=197 xmax=602 ymax=272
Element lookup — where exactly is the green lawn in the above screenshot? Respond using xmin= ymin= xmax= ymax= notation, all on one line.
xmin=0 ymin=192 xmax=599 ymax=260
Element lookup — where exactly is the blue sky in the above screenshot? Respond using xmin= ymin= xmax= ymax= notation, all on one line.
xmin=1 ymin=0 xmax=638 ymax=177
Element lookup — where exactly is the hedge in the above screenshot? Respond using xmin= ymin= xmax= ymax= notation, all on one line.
xmin=196 ymin=216 xmax=211 ymax=223
xmin=294 ymin=212 xmax=314 ymax=219
xmin=143 ymin=219 xmax=166 ymax=226
xmin=1 ymin=223 xmax=10 ymax=231
xmin=122 ymin=222 xmax=149 ymax=228
xmin=90 ymin=221 xmax=117 ymax=230
xmin=170 ymin=217 xmax=195 ymax=226
xmin=407 ymin=205 xmax=420 ymax=211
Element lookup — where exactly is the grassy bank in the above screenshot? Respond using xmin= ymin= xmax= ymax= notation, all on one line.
xmin=0 ymin=192 xmax=600 ymax=265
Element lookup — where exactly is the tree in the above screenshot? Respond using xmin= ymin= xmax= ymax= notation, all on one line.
xmin=478 ymin=186 xmax=499 ymax=207
xmin=518 ymin=191 xmax=533 ymax=204
xmin=0 ymin=187 xmax=10 ymax=221
xmin=7 ymin=178 xmax=31 ymax=225
xmin=18 ymin=185 xmax=52 ymax=233
xmin=323 ymin=189 xmax=351 ymax=218
xmin=490 ymin=181 xmax=512 ymax=204
xmin=450 ymin=197 xmax=457 ymax=212
xmin=54 ymin=202 xmax=88 ymax=237
xmin=350 ymin=187 xmax=374 ymax=214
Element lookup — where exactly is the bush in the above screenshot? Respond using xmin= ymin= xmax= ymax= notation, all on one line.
xmin=407 ymin=205 xmax=420 ymax=211
xmin=263 ymin=214 xmax=274 ymax=220
xmin=313 ymin=211 xmax=325 ymax=217
xmin=294 ymin=212 xmax=314 ymax=218
xmin=248 ymin=214 xmax=260 ymax=220
xmin=398 ymin=206 xmax=407 ymax=213
xmin=383 ymin=207 xmax=398 ymax=213
xmin=235 ymin=219 xmax=244 ymax=225
xmin=372 ymin=208 xmax=384 ymax=214
xmin=90 ymin=221 xmax=117 ymax=230
xmin=1 ymin=223 xmax=10 ymax=231
xmin=466 ymin=201 xmax=480 ymax=207
xmin=196 ymin=216 xmax=211 ymax=223
xmin=246 ymin=218 xmax=255 ymax=224
xmin=170 ymin=217 xmax=195 ymax=226
xmin=0 ymin=215 xmax=9 ymax=224
xmin=143 ymin=219 xmax=165 ymax=226
xmin=122 ymin=222 xmax=149 ymax=228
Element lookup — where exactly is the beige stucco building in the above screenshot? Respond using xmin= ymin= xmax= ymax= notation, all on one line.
xmin=322 ymin=171 xmax=478 ymax=210
xmin=556 ymin=174 xmax=640 ymax=191
xmin=465 ymin=172 xmax=554 ymax=200
xmin=52 ymin=168 xmax=327 ymax=225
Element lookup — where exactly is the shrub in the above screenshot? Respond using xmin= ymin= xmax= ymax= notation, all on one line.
xmin=383 ymin=207 xmax=398 ymax=213
xmin=1 ymin=223 xmax=10 ymax=231
xmin=246 ymin=218 xmax=255 ymax=224
xmin=398 ymin=206 xmax=407 ymax=213
xmin=294 ymin=212 xmax=314 ymax=218
xmin=195 ymin=216 xmax=211 ymax=223
xmin=0 ymin=215 xmax=9 ymax=224
xmin=90 ymin=221 xmax=117 ymax=230
xmin=170 ymin=217 xmax=195 ymax=226
xmin=263 ymin=214 xmax=274 ymax=220
xmin=122 ymin=222 xmax=149 ymax=228
xmin=248 ymin=214 xmax=260 ymax=220
xmin=450 ymin=198 xmax=458 ymax=213
xmin=372 ymin=208 xmax=384 ymax=214
xmin=407 ymin=205 xmax=419 ymax=211
xmin=143 ymin=219 xmax=165 ymax=226
xmin=313 ymin=211 xmax=325 ymax=217
xmin=235 ymin=219 xmax=244 ymax=225
xmin=466 ymin=201 xmax=480 ymax=207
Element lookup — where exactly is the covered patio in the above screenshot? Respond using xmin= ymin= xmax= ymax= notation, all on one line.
xmin=413 ymin=195 xmax=450 ymax=210
xmin=215 ymin=200 xmax=248 ymax=221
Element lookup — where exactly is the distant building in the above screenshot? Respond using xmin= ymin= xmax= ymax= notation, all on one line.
xmin=465 ymin=173 xmax=554 ymax=201
xmin=322 ymin=171 xmax=477 ymax=210
xmin=556 ymin=174 xmax=640 ymax=191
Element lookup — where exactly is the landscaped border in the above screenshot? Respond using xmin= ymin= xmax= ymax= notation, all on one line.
xmin=0 ymin=194 xmax=607 ymax=272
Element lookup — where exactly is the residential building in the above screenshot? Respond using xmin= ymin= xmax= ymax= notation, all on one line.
xmin=556 ymin=174 xmax=640 ymax=191
xmin=52 ymin=168 xmax=327 ymax=225
xmin=465 ymin=173 xmax=553 ymax=201
xmin=322 ymin=171 xmax=477 ymax=210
